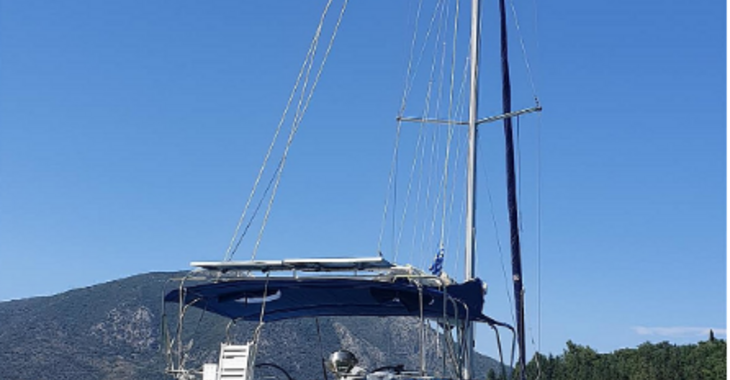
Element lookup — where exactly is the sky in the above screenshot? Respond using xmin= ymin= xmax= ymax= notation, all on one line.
xmin=0 ymin=0 xmax=725 ymax=361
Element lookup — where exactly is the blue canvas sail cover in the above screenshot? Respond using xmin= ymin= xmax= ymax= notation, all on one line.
xmin=165 ymin=277 xmax=496 ymax=324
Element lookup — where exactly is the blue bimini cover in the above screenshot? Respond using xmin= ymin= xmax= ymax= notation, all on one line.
xmin=164 ymin=277 xmax=495 ymax=323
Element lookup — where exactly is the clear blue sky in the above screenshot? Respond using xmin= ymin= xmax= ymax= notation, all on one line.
xmin=0 ymin=0 xmax=725 ymax=359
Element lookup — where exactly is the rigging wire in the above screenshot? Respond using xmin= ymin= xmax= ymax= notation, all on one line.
xmin=509 ymin=0 xmax=544 ymax=357
xmin=410 ymin=4 xmax=448 ymax=264
xmin=391 ymin=0 xmax=447 ymax=264
xmin=517 ymin=116 xmax=523 ymax=232
xmin=439 ymin=0 xmax=461 ymax=253
xmin=401 ymin=120 xmax=428 ymax=265
xmin=447 ymin=57 xmax=471 ymax=278
xmin=533 ymin=0 xmax=543 ymax=354
xmin=536 ymin=119 xmax=543 ymax=354
xmin=382 ymin=0 xmax=468 ymax=270
xmin=479 ymin=132 xmax=516 ymax=326
xmin=377 ymin=0 xmax=421 ymax=259
xmin=508 ymin=0 xmax=541 ymax=105
xmin=400 ymin=0 xmax=451 ymax=118
xmin=421 ymin=1 xmax=449 ymax=267
xmin=418 ymin=0 xmax=450 ymax=268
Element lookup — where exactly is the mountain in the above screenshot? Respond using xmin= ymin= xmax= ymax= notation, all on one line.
xmin=0 ymin=272 xmax=505 ymax=380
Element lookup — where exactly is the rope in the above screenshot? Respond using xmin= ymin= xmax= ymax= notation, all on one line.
xmin=223 ymin=0 xmax=338 ymax=261
xmin=251 ymin=0 xmax=334 ymax=259
xmin=253 ymin=273 xmax=271 ymax=343
xmin=251 ymin=0 xmax=349 ymax=260
xmin=229 ymin=166 xmax=279 ymax=258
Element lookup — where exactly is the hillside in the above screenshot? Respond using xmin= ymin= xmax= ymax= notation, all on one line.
xmin=0 ymin=272 xmax=505 ymax=380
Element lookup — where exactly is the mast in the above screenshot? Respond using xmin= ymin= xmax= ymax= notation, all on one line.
xmin=463 ymin=0 xmax=480 ymax=379
xmin=498 ymin=0 xmax=527 ymax=376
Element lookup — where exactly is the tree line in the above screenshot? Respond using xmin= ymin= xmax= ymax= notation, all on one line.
xmin=487 ymin=334 xmax=726 ymax=380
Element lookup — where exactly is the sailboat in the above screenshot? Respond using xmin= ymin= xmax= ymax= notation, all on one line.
xmin=162 ymin=1 xmax=541 ymax=380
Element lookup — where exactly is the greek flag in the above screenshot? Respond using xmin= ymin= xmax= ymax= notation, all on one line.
xmin=429 ymin=247 xmax=445 ymax=276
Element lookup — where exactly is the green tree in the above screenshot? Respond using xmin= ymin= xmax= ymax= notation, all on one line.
xmin=487 ymin=368 xmax=497 ymax=380
xmin=562 ymin=340 xmax=601 ymax=380
xmin=538 ymin=338 xmax=727 ymax=380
